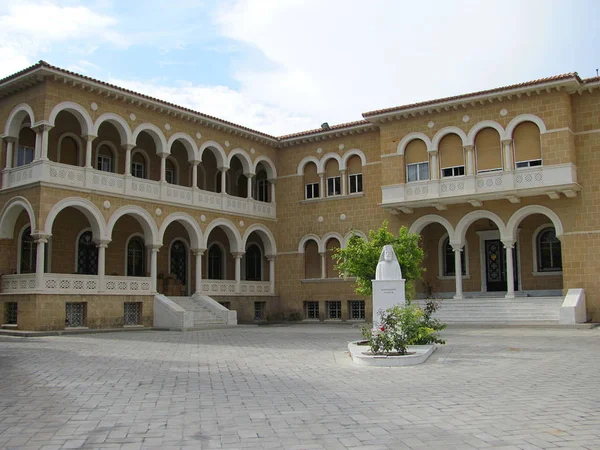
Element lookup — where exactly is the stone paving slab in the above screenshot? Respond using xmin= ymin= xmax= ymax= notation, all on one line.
xmin=0 ymin=325 xmax=599 ymax=449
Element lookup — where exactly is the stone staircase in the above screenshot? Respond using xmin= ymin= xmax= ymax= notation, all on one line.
xmin=414 ymin=296 xmax=565 ymax=324
xmin=169 ymin=295 xmax=237 ymax=328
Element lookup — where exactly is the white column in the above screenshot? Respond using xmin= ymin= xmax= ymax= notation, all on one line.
xmin=159 ymin=153 xmax=167 ymax=182
xmin=318 ymin=173 xmax=325 ymax=198
xmin=452 ymin=244 xmax=463 ymax=299
xmin=503 ymin=240 xmax=516 ymax=299
xmin=192 ymin=161 xmax=199 ymax=188
xmin=83 ymin=135 xmax=97 ymax=169
xmin=96 ymin=241 xmax=109 ymax=292
xmin=464 ymin=145 xmax=475 ymax=175
xmin=33 ymin=236 xmax=49 ymax=291
xmin=430 ymin=151 xmax=439 ymax=180
xmin=340 ymin=169 xmax=347 ymax=196
xmin=4 ymin=138 xmax=15 ymax=170
xmin=246 ymin=173 xmax=254 ymax=199
xmin=220 ymin=167 xmax=228 ymax=193
xmin=34 ymin=130 xmax=42 ymax=161
xmin=34 ymin=124 xmax=52 ymax=161
xmin=502 ymin=139 xmax=513 ymax=171
xmin=233 ymin=252 xmax=243 ymax=293
xmin=150 ymin=246 xmax=160 ymax=292
xmin=269 ymin=179 xmax=276 ymax=203
xmin=267 ymin=255 xmax=276 ymax=294
xmin=319 ymin=252 xmax=326 ymax=279
xmin=193 ymin=248 xmax=205 ymax=294
xmin=124 ymin=144 xmax=135 ymax=176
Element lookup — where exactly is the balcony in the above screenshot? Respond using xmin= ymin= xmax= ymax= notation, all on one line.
xmin=381 ymin=164 xmax=580 ymax=212
xmin=201 ymin=280 xmax=272 ymax=296
xmin=2 ymin=160 xmax=276 ymax=220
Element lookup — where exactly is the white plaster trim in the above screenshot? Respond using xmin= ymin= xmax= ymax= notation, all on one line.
xmin=573 ymin=128 xmax=600 ymax=136
xmin=253 ymin=155 xmax=277 ymax=179
xmin=57 ymin=132 xmax=84 ymax=167
xmin=132 ymin=123 xmax=168 ymax=155
xmin=341 ymin=148 xmax=367 ymax=170
xmin=432 ymin=126 xmax=468 ymax=150
xmin=298 ymin=234 xmax=322 ymax=253
xmin=319 ymin=152 xmax=343 ymax=173
xmin=199 ymin=141 xmax=227 ymax=168
xmin=106 ymin=205 xmax=159 ymax=246
xmin=167 ymin=132 xmax=199 ymax=161
xmin=48 ymin=101 xmax=93 ymax=136
xmin=203 ymin=218 xmax=242 ymax=253
xmin=93 ymin=113 xmax=133 ymax=146
xmin=438 ymin=233 xmax=470 ymax=279
xmin=506 ymin=205 xmax=564 ymax=240
xmin=505 ymin=114 xmax=547 ymax=137
xmin=158 ymin=212 xmax=203 ymax=249
xmin=227 ymin=148 xmax=253 ymax=174
xmin=242 ymin=223 xmax=277 ymax=255
xmin=455 ymin=210 xmax=507 ymax=246
xmin=300 ymin=192 xmax=364 ymax=204
xmin=44 ymin=197 xmax=107 ymax=241
xmin=397 ymin=133 xmax=432 ymax=155
xmin=4 ymin=104 xmax=35 ymax=138
xmin=364 ymin=161 xmax=381 ymax=166
xmin=322 ymin=232 xmax=345 ymax=250
xmin=168 ymin=237 xmax=191 ymax=296
xmin=547 ymin=127 xmax=574 ymax=135
xmin=0 ymin=196 xmax=37 ymax=239
xmin=409 ymin=214 xmax=455 ymax=240
xmin=343 ymin=230 xmax=367 ymax=247
xmin=466 ymin=120 xmax=505 ymax=146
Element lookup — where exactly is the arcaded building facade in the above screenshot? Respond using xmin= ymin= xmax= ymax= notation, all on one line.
xmin=0 ymin=62 xmax=598 ymax=330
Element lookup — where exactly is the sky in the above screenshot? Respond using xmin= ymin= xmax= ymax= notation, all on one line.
xmin=1 ymin=0 xmax=599 ymax=136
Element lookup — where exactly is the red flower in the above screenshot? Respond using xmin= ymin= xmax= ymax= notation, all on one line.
xmin=380 ymin=326 xmax=386 ymax=331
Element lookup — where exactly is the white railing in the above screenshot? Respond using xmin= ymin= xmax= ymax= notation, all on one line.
xmin=2 ymin=160 xmax=276 ymax=219
xmin=1 ymin=273 xmax=152 ymax=295
xmin=201 ymin=280 xmax=272 ymax=296
xmin=381 ymin=164 xmax=578 ymax=207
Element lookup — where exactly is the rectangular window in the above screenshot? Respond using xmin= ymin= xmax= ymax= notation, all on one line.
xmin=96 ymin=155 xmax=112 ymax=172
xmin=65 ymin=303 xmax=87 ymax=328
xmin=305 ymin=182 xmax=320 ymax=199
xmin=16 ymin=146 xmax=34 ymax=167
xmin=124 ymin=302 xmax=142 ymax=326
xmin=131 ymin=162 xmax=145 ymax=178
xmin=516 ymin=159 xmax=542 ymax=169
xmin=327 ymin=176 xmax=341 ymax=197
xmin=4 ymin=302 xmax=18 ymax=325
xmin=407 ymin=162 xmax=429 ymax=182
xmin=254 ymin=301 xmax=266 ymax=321
xmin=348 ymin=300 xmax=365 ymax=320
xmin=165 ymin=168 xmax=175 ymax=184
xmin=349 ymin=173 xmax=363 ymax=194
xmin=477 ymin=167 xmax=502 ymax=174
xmin=304 ymin=301 xmax=319 ymax=319
xmin=441 ymin=165 xmax=465 ymax=178
xmin=257 ymin=179 xmax=269 ymax=202
xmin=326 ymin=301 xmax=342 ymax=320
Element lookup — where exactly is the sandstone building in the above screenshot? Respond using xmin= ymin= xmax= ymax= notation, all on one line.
xmin=0 ymin=61 xmax=598 ymax=330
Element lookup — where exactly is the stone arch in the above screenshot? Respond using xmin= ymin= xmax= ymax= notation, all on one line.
xmin=253 ymin=155 xmax=277 ymax=179
xmin=242 ymin=224 xmax=277 ymax=256
xmin=227 ymin=148 xmax=253 ymax=174
xmin=203 ymin=218 xmax=243 ymax=253
xmin=343 ymin=230 xmax=368 ymax=247
xmin=44 ymin=197 xmax=106 ymax=240
xmin=397 ymin=133 xmax=432 ymax=155
xmin=93 ymin=113 xmax=133 ymax=146
xmin=321 ymin=232 xmax=345 ymax=249
xmin=297 ymin=156 xmax=320 ymax=175
xmin=506 ymin=205 xmax=564 ymax=241
xmin=167 ymin=132 xmax=199 ymax=162
xmin=48 ymin=101 xmax=93 ymax=136
xmin=4 ymin=104 xmax=35 ymax=137
xmin=466 ymin=120 xmax=505 ymax=146
xmin=132 ymin=123 xmax=168 ymax=155
xmin=454 ymin=210 xmax=507 ymax=246
xmin=318 ymin=153 xmax=342 ymax=173
xmin=432 ymin=126 xmax=468 ymax=150
xmin=106 ymin=205 xmax=159 ymax=246
xmin=409 ymin=214 xmax=455 ymax=239
xmin=341 ymin=149 xmax=367 ymax=171
xmin=505 ymin=114 xmax=547 ymax=138
xmin=158 ymin=212 xmax=203 ymax=249
xmin=298 ymin=234 xmax=323 ymax=253
xmin=0 ymin=196 xmax=37 ymax=239
xmin=199 ymin=141 xmax=227 ymax=168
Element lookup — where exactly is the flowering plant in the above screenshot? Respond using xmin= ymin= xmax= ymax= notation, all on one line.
xmin=361 ymin=303 xmax=444 ymax=355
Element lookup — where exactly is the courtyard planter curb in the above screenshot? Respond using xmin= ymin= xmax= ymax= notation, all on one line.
xmin=347 ymin=341 xmax=435 ymax=366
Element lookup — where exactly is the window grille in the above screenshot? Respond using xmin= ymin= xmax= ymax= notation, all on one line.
xmin=326 ymin=301 xmax=341 ymax=320
xmin=304 ymin=301 xmax=319 ymax=319
xmin=538 ymin=228 xmax=562 ymax=272
xmin=65 ymin=303 xmax=86 ymax=328
xmin=348 ymin=300 xmax=365 ymax=320
xmin=124 ymin=302 xmax=142 ymax=326
xmin=254 ymin=302 xmax=266 ymax=320
xmin=4 ymin=302 xmax=17 ymax=325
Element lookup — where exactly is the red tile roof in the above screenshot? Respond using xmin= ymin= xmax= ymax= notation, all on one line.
xmin=278 ymin=119 xmax=373 ymax=140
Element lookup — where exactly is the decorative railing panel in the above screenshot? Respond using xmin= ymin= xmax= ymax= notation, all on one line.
xmin=202 ymin=280 xmax=237 ymax=296
xmin=2 ymin=160 xmax=276 ymax=219
xmin=104 ymin=276 xmax=152 ymax=294
xmin=240 ymin=281 xmax=271 ymax=295
xmin=1 ymin=274 xmax=36 ymax=293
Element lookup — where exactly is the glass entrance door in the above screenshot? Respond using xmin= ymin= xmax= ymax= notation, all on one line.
xmin=485 ymin=239 xmax=518 ymax=292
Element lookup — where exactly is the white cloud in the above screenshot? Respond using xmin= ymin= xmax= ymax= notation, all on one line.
xmin=0 ymin=1 xmax=123 ymax=78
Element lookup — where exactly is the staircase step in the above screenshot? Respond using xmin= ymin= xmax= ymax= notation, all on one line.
xmin=169 ymin=295 xmax=230 ymax=325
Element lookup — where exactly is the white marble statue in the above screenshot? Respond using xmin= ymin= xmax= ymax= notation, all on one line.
xmin=375 ymin=245 xmax=402 ymax=281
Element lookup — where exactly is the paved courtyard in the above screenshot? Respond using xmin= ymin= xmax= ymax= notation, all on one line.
xmin=0 ymin=325 xmax=599 ymax=450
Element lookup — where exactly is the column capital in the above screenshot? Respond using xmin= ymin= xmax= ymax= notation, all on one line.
xmin=428 ymin=148 xmax=439 ymax=154
xmin=231 ymin=251 xmax=245 ymax=259
xmin=93 ymin=239 xmax=111 ymax=248
xmin=463 ymin=145 xmax=475 ymax=151
xmin=192 ymin=248 xmax=206 ymax=256
xmin=82 ymin=134 xmax=98 ymax=143
xmin=148 ymin=244 xmax=162 ymax=252
xmin=31 ymin=232 xmax=51 ymax=243
xmin=122 ymin=143 xmax=136 ymax=151
xmin=158 ymin=152 xmax=169 ymax=158
xmin=318 ymin=251 xmax=326 ymax=256
xmin=266 ymin=254 xmax=276 ymax=261
xmin=267 ymin=177 xmax=277 ymax=184
xmin=32 ymin=122 xmax=53 ymax=132
xmin=317 ymin=172 xmax=324 ymax=177
xmin=501 ymin=239 xmax=516 ymax=249
xmin=218 ymin=166 xmax=230 ymax=172
xmin=244 ymin=172 xmax=256 ymax=178
xmin=339 ymin=168 xmax=347 ymax=173
xmin=191 ymin=159 xmax=200 ymax=166
xmin=3 ymin=136 xmax=17 ymax=143
xmin=501 ymin=138 xmax=513 ymax=145
xmin=450 ymin=243 xmax=464 ymax=252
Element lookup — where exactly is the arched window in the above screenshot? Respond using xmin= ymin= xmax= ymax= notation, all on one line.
xmin=254 ymin=170 xmax=269 ymax=202
xmin=441 ymin=237 xmax=466 ymax=277
xmin=245 ymin=244 xmax=262 ymax=281
xmin=170 ymin=240 xmax=187 ymax=286
xmin=77 ymin=231 xmax=98 ymax=275
xmin=20 ymin=226 xmax=36 ymax=274
xmin=304 ymin=162 xmax=320 ymax=199
xmin=166 ymin=158 xmax=177 ymax=184
xmin=513 ymin=122 xmax=542 ymax=169
xmin=59 ymin=135 xmax=80 ymax=166
xmin=127 ymin=236 xmax=146 ymax=276
xmin=16 ymin=128 xmax=35 ymax=167
xmin=96 ymin=145 xmax=113 ymax=172
xmin=405 ymin=139 xmax=429 ymax=182
xmin=131 ymin=152 xmax=146 ymax=179
xmin=347 ymin=155 xmax=363 ymax=194
xmin=325 ymin=159 xmax=341 ymax=197
xmin=326 ymin=238 xmax=340 ymax=278
xmin=304 ymin=240 xmax=321 ymax=279
xmin=439 ymin=134 xmax=465 ymax=178
xmin=537 ymin=228 xmax=562 ymax=272
xmin=208 ymin=244 xmax=223 ymax=279
xmin=475 ymin=128 xmax=502 ymax=173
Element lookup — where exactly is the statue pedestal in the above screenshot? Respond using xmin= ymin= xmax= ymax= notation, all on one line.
xmin=372 ymin=279 xmax=405 ymax=325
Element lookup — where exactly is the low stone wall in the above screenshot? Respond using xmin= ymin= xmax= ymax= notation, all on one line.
xmin=212 ymin=295 xmax=279 ymax=323
xmin=0 ymin=294 xmax=153 ymax=331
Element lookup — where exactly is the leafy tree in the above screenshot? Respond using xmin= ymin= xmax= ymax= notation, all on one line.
xmin=332 ymin=221 xmax=424 ymax=297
